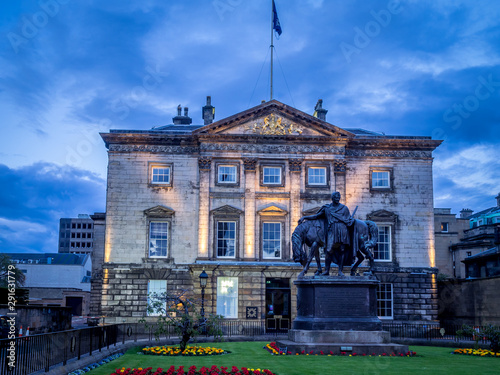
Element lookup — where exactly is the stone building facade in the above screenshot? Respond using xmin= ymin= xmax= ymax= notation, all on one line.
xmin=97 ymin=99 xmax=442 ymax=325
xmin=434 ymin=208 xmax=470 ymax=278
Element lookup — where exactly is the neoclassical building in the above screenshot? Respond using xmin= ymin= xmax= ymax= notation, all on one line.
xmin=95 ymin=98 xmax=442 ymax=326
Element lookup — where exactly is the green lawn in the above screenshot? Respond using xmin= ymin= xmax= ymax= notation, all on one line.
xmin=87 ymin=342 xmax=500 ymax=375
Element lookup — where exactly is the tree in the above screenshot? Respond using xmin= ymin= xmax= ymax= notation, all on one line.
xmin=0 ymin=254 xmax=25 ymax=288
xmin=141 ymin=290 xmax=223 ymax=351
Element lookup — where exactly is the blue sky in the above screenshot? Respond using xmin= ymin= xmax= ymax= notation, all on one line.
xmin=1 ymin=0 xmax=499 ymax=253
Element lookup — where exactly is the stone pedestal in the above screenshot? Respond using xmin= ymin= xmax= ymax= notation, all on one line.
xmin=277 ymin=276 xmax=409 ymax=355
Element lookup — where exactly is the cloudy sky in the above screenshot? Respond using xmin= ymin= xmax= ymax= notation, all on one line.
xmin=1 ymin=0 xmax=499 ymax=253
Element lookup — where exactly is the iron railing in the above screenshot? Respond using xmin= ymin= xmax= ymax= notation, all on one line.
xmin=0 ymin=321 xmax=495 ymax=374
xmin=382 ymin=322 xmax=492 ymax=344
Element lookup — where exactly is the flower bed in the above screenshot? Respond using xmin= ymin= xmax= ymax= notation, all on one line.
xmin=453 ymin=348 xmax=500 ymax=357
xmin=264 ymin=342 xmax=417 ymax=357
xmin=141 ymin=345 xmax=228 ymax=356
xmin=67 ymin=353 xmax=124 ymax=374
xmin=110 ymin=365 xmax=275 ymax=375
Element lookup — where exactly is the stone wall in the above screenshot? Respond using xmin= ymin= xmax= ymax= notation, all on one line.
xmin=379 ymin=272 xmax=438 ymax=321
xmin=0 ymin=305 xmax=72 ymax=334
xmin=90 ymin=213 xmax=106 ymax=316
xmin=438 ymin=277 xmax=500 ymax=325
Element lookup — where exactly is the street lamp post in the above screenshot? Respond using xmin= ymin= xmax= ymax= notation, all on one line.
xmin=199 ymin=268 xmax=208 ymax=333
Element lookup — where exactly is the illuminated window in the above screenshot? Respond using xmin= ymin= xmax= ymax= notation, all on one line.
xmin=374 ymin=225 xmax=392 ymax=261
xmin=263 ymin=222 xmax=281 ymax=259
xmin=151 ymin=166 xmax=171 ymax=184
xmin=307 ymin=166 xmax=327 ymax=186
xmin=441 ymin=222 xmax=449 ymax=232
xmin=217 ymin=221 xmax=236 ymax=258
xmin=147 ymin=279 xmax=167 ymax=316
xmin=149 ymin=222 xmax=169 ymax=257
xmin=217 ymin=277 xmax=238 ymax=318
xmin=217 ymin=165 xmax=237 ymax=184
xmin=262 ymin=166 xmax=282 ymax=185
xmin=377 ymin=283 xmax=393 ymax=319
xmin=372 ymin=171 xmax=390 ymax=188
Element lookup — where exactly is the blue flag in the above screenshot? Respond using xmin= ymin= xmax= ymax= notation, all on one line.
xmin=272 ymin=0 xmax=282 ymax=36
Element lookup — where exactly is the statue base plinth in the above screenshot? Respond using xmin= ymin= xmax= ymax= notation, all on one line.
xmin=278 ymin=276 xmax=408 ymax=355
xmin=293 ymin=275 xmax=382 ymax=331
xmin=276 ymin=332 xmax=408 ymax=355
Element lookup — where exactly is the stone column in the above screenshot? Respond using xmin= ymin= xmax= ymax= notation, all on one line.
xmin=243 ymin=158 xmax=257 ymax=259
xmin=198 ymin=157 xmax=211 ymax=259
xmin=289 ymin=159 xmax=303 ymax=253
xmin=334 ymin=159 xmax=347 ymax=204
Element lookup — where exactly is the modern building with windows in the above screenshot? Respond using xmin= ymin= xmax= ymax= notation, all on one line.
xmin=95 ymin=98 xmax=441 ymax=325
xmin=58 ymin=214 xmax=95 ymax=255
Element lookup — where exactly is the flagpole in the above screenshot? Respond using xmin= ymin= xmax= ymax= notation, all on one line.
xmin=270 ymin=0 xmax=274 ymax=101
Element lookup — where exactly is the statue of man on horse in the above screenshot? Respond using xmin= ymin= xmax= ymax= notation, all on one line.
xmin=293 ymin=191 xmax=378 ymax=277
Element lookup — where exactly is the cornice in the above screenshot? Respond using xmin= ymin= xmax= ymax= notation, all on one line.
xmin=348 ymin=138 xmax=442 ymax=151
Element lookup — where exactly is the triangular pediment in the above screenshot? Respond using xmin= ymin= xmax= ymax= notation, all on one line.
xmin=210 ymin=204 xmax=243 ymax=215
xmin=302 ymin=206 xmax=322 ymax=216
xmin=193 ymin=100 xmax=354 ymax=139
xmin=258 ymin=204 xmax=288 ymax=216
xmin=144 ymin=205 xmax=175 ymax=217
xmin=366 ymin=209 xmax=398 ymax=223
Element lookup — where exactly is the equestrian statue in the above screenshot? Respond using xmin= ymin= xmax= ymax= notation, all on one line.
xmin=292 ymin=191 xmax=378 ymax=278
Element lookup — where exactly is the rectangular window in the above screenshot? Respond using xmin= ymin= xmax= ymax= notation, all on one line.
xmin=217 ymin=277 xmax=238 ymax=318
xmin=147 ymin=279 xmax=167 ymax=316
xmin=466 ymin=251 xmax=472 ymax=257
xmin=149 ymin=222 xmax=168 ymax=257
xmin=307 ymin=166 xmax=327 ymax=186
xmin=262 ymin=166 xmax=282 ymax=185
xmin=217 ymin=221 xmax=236 ymax=258
xmin=371 ymin=171 xmax=390 ymax=188
xmin=377 ymin=283 xmax=393 ymax=319
xmin=441 ymin=222 xmax=449 ymax=232
xmin=374 ymin=225 xmax=391 ymax=261
xmin=151 ymin=166 xmax=171 ymax=184
xmin=217 ymin=165 xmax=237 ymax=184
xmin=263 ymin=222 xmax=281 ymax=259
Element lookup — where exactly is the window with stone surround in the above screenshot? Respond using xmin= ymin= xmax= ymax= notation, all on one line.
xmin=262 ymin=222 xmax=282 ymax=259
xmin=369 ymin=167 xmax=393 ymax=191
xmin=260 ymin=164 xmax=284 ymax=186
xmin=306 ymin=165 xmax=329 ymax=188
xmin=217 ymin=164 xmax=238 ymax=185
xmin=440 ymin=222 xmax=449 ymax=232
xmin=216 ymin=221 xmax=237 ymax=258
xmin=149 ymin=163 xmax=173 ymax=186
xmin=217 ymin=277 xmax=238 ymax=318
xmin=147 ymin=279 xmax=167 ymax=316
xmin=375 ymin=225 xmax=392 ymax=261
xmin=149 ymin=221 xmax=169 ymax=257
xmin=377 ymin=283 xmax=393 ymax=319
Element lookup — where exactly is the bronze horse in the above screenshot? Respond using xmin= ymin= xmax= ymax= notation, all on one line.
xmin=292 ymin=218 xmax=378 ymax=278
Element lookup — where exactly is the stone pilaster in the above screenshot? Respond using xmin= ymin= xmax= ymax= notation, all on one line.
xmin=198 ymin=157 xmax=211 ymax=258
xmin=334 ymin=159 xmax=346 ymax=203
xmin=243 ymin=158 xmax=257 ymax=259
xmin=289 ymin=159 xmax=302 ymax=241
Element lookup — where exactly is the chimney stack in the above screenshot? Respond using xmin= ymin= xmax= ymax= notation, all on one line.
xmin=460 ymin=209 xmax=473 ymax=219
xmin=314 ymin=99 xmax=328 ymax=121
xmin=202 ymin=96 xmax=215 ymax=125
xmin=172 ymin=104 xmax=192 ymax=125
xmin=496 ymin=192 xmax=500 ymax=208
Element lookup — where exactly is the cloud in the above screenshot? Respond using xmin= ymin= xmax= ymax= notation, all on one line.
xmin=433 ymin=143 xmax=500 ymax=213
xmin=0 ymin=163 xmax=105 ymax=253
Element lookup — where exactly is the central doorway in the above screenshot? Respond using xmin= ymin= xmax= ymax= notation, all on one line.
xmin=265 ymin=278 xmax=291 ymax=332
